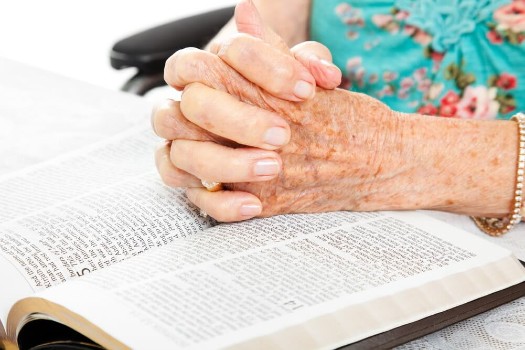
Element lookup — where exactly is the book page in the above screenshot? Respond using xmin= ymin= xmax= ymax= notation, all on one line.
xmin=0 ymin=127 xmax=155 ymax=332
xmin=0 ymin=127 xmax=214 ymax=326
xmin=0 ymin=57 xmax=150 ymax=177
xmin=0 ymin=126 xmax=157 ymax=224
xmin=0 ymin=174 xmax=213 ymax=326
xmin=23 ymin=211 xmax=525 ymax=349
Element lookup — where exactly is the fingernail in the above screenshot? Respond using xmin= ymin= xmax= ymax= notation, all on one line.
xmin=254 ymin=159 xmax=280 ymax=176
xmin=263 ymin=127 xmax=289 ymax=147
xmin=294 ymin=80 xmax=315 ymax=99
xmin=320 ymin=59 xmax=341 ymax=76
xmin=240 ymin=204 xmax=262 ymax=217
xmin=320 ymin=59 xmax=337 ymax=68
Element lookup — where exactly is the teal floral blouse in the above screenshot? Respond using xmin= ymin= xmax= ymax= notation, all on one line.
xmin=311 ymin=0 xmax=525 ymax=119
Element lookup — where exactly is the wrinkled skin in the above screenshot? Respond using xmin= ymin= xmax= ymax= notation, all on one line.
xmin=154 ymin=0 xmax=518 ymax=222
xmin=160 ymin=49 xmax=410 ymax=217
xmin=228 ymin=88 xmax=400 ymax=215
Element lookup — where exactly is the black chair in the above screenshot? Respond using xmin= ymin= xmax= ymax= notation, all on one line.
xmin=110 ymin=6 xmax=235 ymax=95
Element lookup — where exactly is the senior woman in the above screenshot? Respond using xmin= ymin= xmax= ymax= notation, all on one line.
xmin=151 ymin=0 xmax=525 ymax=236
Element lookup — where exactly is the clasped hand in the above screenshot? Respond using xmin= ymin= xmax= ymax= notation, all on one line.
xmin=152 ymin=1 xmax=411 ymax=222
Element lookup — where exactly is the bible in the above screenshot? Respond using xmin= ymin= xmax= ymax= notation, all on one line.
xmin=1 ymin=127 xmax=525 ymax=350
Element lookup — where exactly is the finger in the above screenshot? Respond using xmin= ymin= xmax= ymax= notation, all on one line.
xmin=171 ymin=139 xmax=282 ymax=183
xmin=216 ymin=34 xmax=316 ymax=101
xmin=291 ymin=41 xmax=342 ymax=90
xmin=186 ymin=187 xmax=262 ymax=222
xmin=165 ymin=47 xmax=268 ymax=107
xmin=234 ymin=0 xmax=289 ymax=53
xmin=235 ymin=0 xmax=341 ymax=91
xmin=151 ymin=99 xmax=210 ymax=141
xmin=165 ymin=47 xmax=243 ymax=92
xmin=181 ymin=82 xmax=290 ymax=150
xmin=165 ymin=48 xmax=212 ymax=91
xmin=155 ymin=142 xmax=202 ymax=188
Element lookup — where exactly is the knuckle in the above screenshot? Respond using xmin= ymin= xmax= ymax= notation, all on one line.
xmin=216 ymin=33 xmax=252 ymax=60
xmin=157 ymin=156 xmax=183 ymax=188
xmin=209 ymin=211 xmax=230 ymax=223
xmin=158 ymin=167 xmax=172 ymax=186
xmin=219 ymin=151 xmax=250 ymax=181
xmin=290 ymin=41 xmax=310 ymax=53
xmin=230 ymin=99 xmax=255 ymax=122
xmin=303 ymin=40 xmax=329 ymax=50
xmin=170 ymin=140 xmax=201 ymax=176
xmin=192 ymin=153 xmax=210 ymax=179
xmin=181 ymin=84 xmax=215 ymax=127
xmin=208 ymin=40 xmax=221 ymax=55
xmin=181 ymin=82 xmax=203 ymax=100
xmin=169 ymin=140 xmax=185 ymax=165
xmin=164 ymin=48 xmax=206 ymax=88
xmin=243 ymin=109 xmax=267 ymax=137
xmin=151 ymin=104 xmax=161 ymax=136
xmin=164 ymin=51 xmax=181 ymax=87
xmin=190 ymin=192 xmax=231 ymax=222
xmin=213 ymin=162 xmax=230 ymax=182
xmin=154 ymin=144 xmax=167 ymax=169
xmin=302 ymin=41 xmax=330 ymax=54
xmin=159 ymin=168 xmax=182 ymax=188
xmin=211 ymin=203 xmax=238 ymax=222
xmin=152 ymin=100 xmax=178 ymax=138
xmin=266 ymin=64 xmax=295 ymax=95
xmin=294 ymin=41 xmax=332 ymax=59
xmin=230 ymin=150 xmax=249 ymax=170
xmin=185 ymin=188 xmax=201 ymax=207
xmin=219 ymin=34 xmax=295 ymax=97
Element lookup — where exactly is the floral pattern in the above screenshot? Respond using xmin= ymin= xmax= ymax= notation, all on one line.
xmin=488 ymin=0 xmax=525 ymax=44
xmin=414 ymin=62 xmax=518 ymax=118
xmin=310 ymin=0 xmax=525 ymax=120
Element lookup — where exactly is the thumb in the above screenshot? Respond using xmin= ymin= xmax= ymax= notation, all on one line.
xmin=234 ymin=0 xmax=290 ymax=53
xmin=291 ymin=41 xmax=342 ymax=90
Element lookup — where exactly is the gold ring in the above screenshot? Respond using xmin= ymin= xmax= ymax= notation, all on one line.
xmin=201 ymin=179 xmax=223 ymax=192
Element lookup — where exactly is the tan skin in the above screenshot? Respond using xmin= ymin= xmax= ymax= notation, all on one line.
xmin=152 ymin=0 xmax=518 ymax=223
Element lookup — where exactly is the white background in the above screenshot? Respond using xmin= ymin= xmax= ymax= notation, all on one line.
xmin=0 ymin=0 xmax=236 ymax=92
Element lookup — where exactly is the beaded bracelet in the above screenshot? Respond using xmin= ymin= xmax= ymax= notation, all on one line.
xmin=471 ymin=112 xmax=525 ymax=236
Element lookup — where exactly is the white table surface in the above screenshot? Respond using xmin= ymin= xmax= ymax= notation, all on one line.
xmin=1 ymin=57 xmax=525 ymax=349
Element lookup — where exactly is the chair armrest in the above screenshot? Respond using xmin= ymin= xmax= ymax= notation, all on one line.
xmin=110 ymin=6 xmax=235 ymax=74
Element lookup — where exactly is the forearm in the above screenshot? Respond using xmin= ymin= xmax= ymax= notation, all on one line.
xmin=390 ymin=113 xmax=517 ymax=217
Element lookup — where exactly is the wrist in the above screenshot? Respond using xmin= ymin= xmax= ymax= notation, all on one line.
xmin=394 ymin=113 xmax=517 ymax=216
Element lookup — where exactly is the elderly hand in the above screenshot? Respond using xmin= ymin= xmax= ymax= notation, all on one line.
xmin=151 ymin=2 xmax=414 ymax=222
xmin=152 ymin=0 xmax=518 ymax=222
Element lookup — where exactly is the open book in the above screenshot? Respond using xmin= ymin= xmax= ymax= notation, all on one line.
xmin=1 ymin=126 xmax=525 ymax=350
